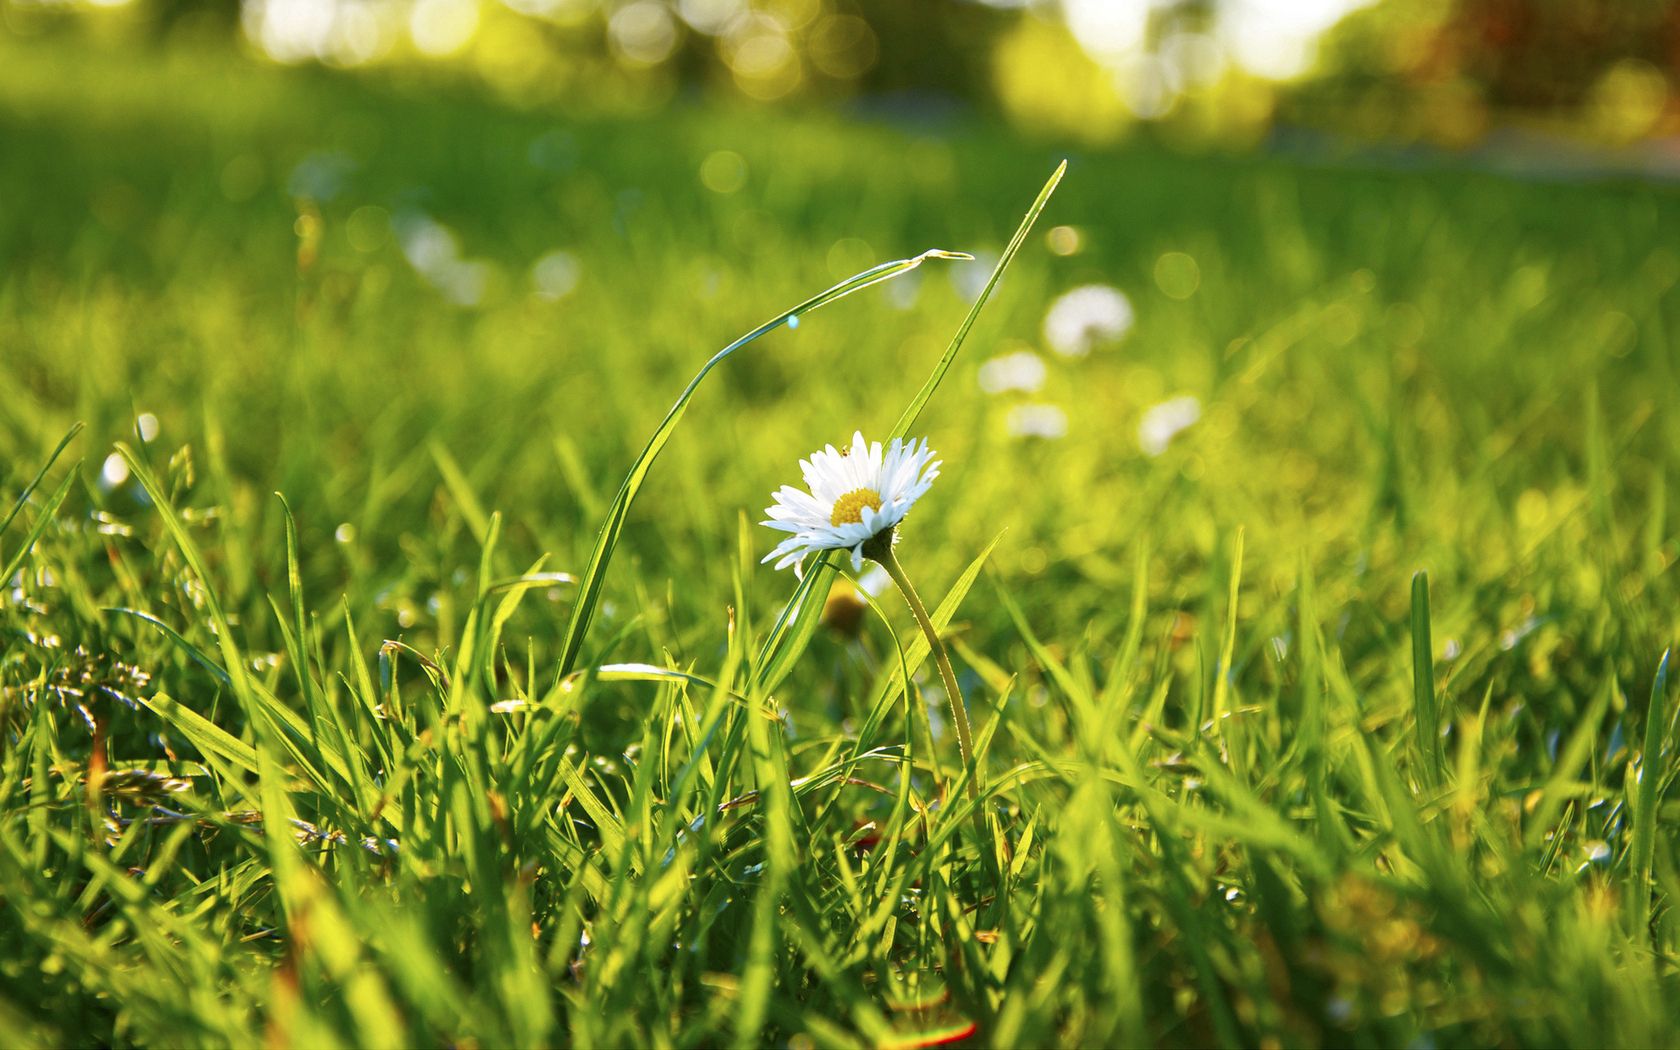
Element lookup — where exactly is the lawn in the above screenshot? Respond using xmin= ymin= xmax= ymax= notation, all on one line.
xmin=2 ymin=33 xmax=1679 ymax=1048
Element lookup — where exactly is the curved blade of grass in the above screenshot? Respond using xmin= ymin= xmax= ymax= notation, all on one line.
xmin=106 ymin=606 xmax=233 ymax=686
xmin=556 ymin=248 xmax=971 ymax=678
xmin=0 ymin=468 xmax=77 ymax=591
xmin=0 ymin=422 xmax=82 ymax=541
xmin=136 ymin=692 xmax=258 ymax=777
xmin=1630 ymin=648 xmax=1672 ymax=929
xmin=756 ymin=161 xmax=1066 ymax=693
xmin=752 ymin=556 xmax=839 ymax=693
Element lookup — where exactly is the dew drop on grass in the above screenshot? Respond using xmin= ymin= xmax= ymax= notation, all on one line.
xmin=787 ymin=313 xmax=800 ymax=329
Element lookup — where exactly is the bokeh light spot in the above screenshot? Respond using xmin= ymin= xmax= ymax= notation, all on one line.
xmin=410 ymin=0 xmax=479 ymax=58
xmin=809 ymin=15 xmax=877 ymax=80
xmin=609 ymin=1 xmax=680 ymax=68
xmin=1046 ymin=225 xmax=1082 ymax=256
xmin=699 ymin=150 xmax=747 ymax=194
xmin=825 ymin=237 xmax=874 ymax=280
xmin=1154 ymin=251 xmax=1201 ymax=300
xmin=346 ymin=205 xmax=390 ymax=252
xmin=531 ymin=250 xmax=580 ymax=301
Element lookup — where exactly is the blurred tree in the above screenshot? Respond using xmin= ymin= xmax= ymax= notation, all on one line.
xmin=12 ymin=0 xmax=1679 ymax=146
xmin=143 ymin=0 xmax=242 ymax=35
xmin=1290 ymin=0 xmax=1680 ymax=144
xmin=850 ymin=0 xmax=1009 ymax=101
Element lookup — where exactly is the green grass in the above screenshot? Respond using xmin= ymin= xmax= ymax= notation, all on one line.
xmin=3 ymin=33 xmax=1680 ymax=1048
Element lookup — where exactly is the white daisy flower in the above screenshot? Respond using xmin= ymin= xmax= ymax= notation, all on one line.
xmin=1138 ymin=394 xmax=1201 ymax=456
xmin=1043 ymin=283 xmax=1133 ymax=357
xmin=761 ymin=432 xmax=941 ymax=572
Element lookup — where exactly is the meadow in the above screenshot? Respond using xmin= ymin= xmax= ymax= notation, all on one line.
xmin=2 ymin=34 xmax=1680 ymax=1047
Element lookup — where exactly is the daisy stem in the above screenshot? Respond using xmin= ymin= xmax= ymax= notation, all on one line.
xmin=876 ymin=546 xmax=982 ymax=805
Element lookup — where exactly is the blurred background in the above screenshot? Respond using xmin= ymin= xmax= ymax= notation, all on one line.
xmin=10 ymin=0 xmax=1680 ymax=156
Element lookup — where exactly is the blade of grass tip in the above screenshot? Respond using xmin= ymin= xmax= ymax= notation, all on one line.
xmin=460 ymin=510 xmax=504 ymax=698
xmin=557 ymin=248 xmax=969 ymax=679
xmin=1209 ymin=527 xmax=1244 ymax=732
xmin=1526 ymin=674 xmax=1613 ymax=852
xmin=276 ymin=496 xmax=323 ymax=740
xmin=1630 ymin=648 xmax=1671 ymax=932
xmin=759 ymin=161 xmax=1067 ymax=688
xmin=115 ymin=443 xmax=255 ymax=709
xmin=429 ymin=440 xmax=491 ymax=545
xmin=0 ymin=421 xmax=82 ymax=541
xmin=890 ymin=160 xmax=1066 ymax=441
xmin=1097 ymin=540 xmax=1149 ymax=718
xmin=278 ymin=494 xmax=374 ymax=814
xmin=0 ymin=467 xmax=77 ymax=591
xmin=1411 ymin=571 xmax=1442 ymax=787
xmin=736 ymin=676 xmax=800 ymax=1046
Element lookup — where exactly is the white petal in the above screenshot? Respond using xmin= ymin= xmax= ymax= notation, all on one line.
xmin=762 ymin=433 xmax=941 ymax=573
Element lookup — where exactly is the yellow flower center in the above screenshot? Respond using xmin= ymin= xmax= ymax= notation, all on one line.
xmin=830 ymin=488 xmax=883 ymax=527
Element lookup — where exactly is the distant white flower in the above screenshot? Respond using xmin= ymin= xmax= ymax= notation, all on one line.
xmin=762 ymin=432 xmax=940 ymax=571
xmin=1007 ymin=403 xmax=1068 ymax=440
xmin=978 ymin=350 xmax=1047 ymax=395
xmin=1138 ymin=395 xmax=1201 ymax=456
xmin=400 ymin=217 xmax=459 ymax=274
xmin=396 ymin=213 xmax=498 ymax=306
xmin=1043 ymin=284 xmax=1133 ymax=357
xmin=531 ymin=250 xmax=580 ymax=301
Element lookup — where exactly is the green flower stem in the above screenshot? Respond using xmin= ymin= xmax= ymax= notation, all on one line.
xmin=876 ymin=544 xmax=981 ymax=804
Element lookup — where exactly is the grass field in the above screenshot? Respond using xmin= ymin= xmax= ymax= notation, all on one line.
xmin=3 ymin=33 xmax=1680 ymax=1048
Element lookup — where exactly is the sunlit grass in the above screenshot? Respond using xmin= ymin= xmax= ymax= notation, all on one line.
xmin=2 ymin=34 xmax=1679 ymax=1048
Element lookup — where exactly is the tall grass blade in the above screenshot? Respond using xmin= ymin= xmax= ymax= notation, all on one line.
xmin=0 ymin=422 xmax=82 ymax=542
xmin=0 ymin=469 xmax=77 ymax=592
xmin=890 ymin=160 xmax=1066 ymax=440
xmin=1410 ymin=570 xmax=1441 ymax=785
xmin=1630 ymin=648 xmax=1672 ymax=930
